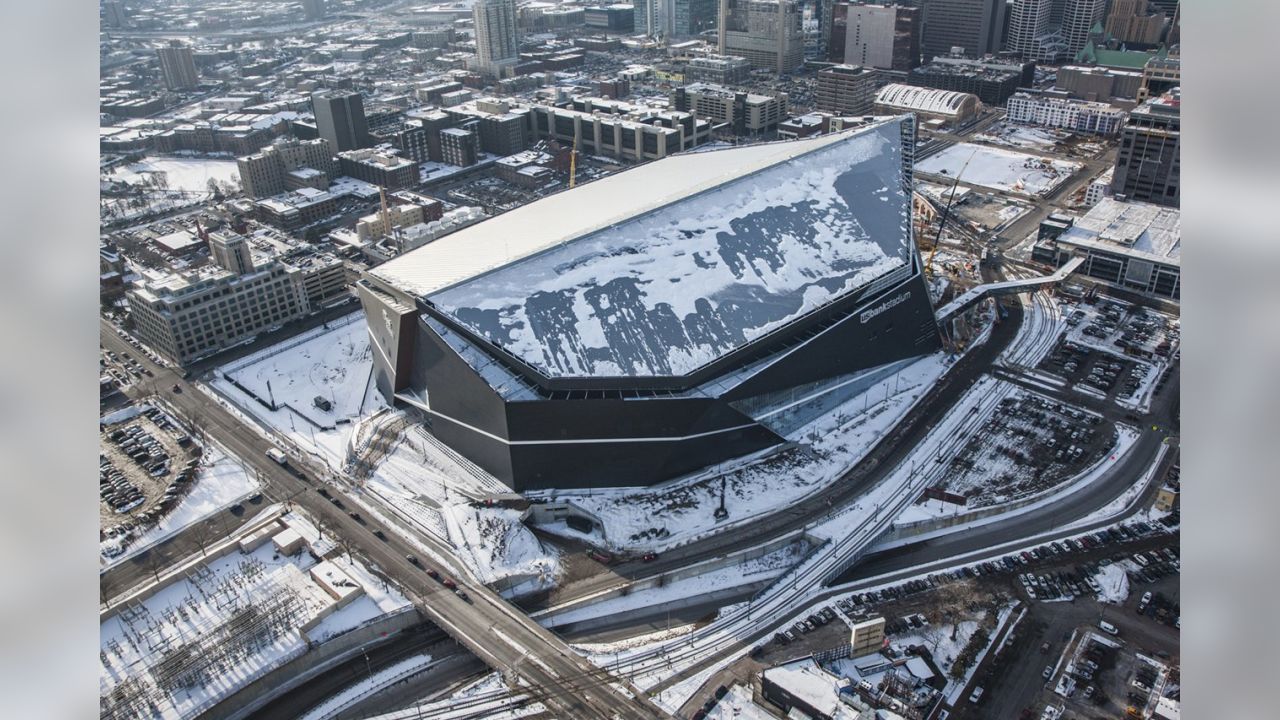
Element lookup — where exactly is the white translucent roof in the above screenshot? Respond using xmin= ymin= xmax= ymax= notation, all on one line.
xmin=876 ymin=84 xmax=973 ymax=116
xmin=368 ymin=119 xmax=906 ymax=300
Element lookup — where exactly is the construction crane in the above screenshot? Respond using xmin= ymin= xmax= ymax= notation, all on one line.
xmin=924 ymin=148 xmax=978 ymax=277
xmin=569 ymin=122 xmax=581 ymax=189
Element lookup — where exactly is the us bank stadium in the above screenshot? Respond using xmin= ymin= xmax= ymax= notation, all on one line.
xmin=357 ymin=116 xmax=942 ymax=491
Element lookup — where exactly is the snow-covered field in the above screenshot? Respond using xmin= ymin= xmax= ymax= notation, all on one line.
xmin=100 ymin=444 xmax=260 ymax=567
xmin=916 ymin=144 xmax=1082 ymax=197
xmin=100 ymin=513 xmax=409 ymax=720
xmin=106 ymin=157 xmax=240 ymax=194
xmin=445 ymin=505 xmax=560 ymax=590
xmin=538 ymin=353 xmax=952 ymax=553
xmin=976 ymin=124 xmax=1071 ymax=152
xmin=208 ymin=315 xmax=386 ymax=468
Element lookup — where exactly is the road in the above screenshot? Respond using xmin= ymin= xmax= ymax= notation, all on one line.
xmin=99 ymin=319 xmax=667 ymax=720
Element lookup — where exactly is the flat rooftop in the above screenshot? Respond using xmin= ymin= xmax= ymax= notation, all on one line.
xmin=1059 ymin=197 xmax=1180 ymax=265
xmin=371 ymin=117 xmax=914 ymax=379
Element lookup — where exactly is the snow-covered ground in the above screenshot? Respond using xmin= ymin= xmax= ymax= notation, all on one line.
xmin=975 ymin=124 xmax=1071 ymax=152
xmin=105 ymin=156 xmax=239 ymax=193
xmin=445 ymin=505 xmax=560 ymax=590
xmin=207 ymin=314 xmax=386 ymax=469
xmin=99 ymin=513 xmax=409 ymax=720
xmin=537 ymin=353 xmax=952 ymax=553
xmin=916 ymin=144 xmax=1082 ymax=197
xmin=573 ymin=624 xmax=699 ymax=655
xmin=100 ymin=444 xmax=260 ymax=567
xmin=1093 ymin=563 xmax=1130 ymax=604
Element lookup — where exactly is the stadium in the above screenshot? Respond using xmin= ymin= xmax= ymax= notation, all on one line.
xmin=358 ymin=116 xmax=942 ymax=491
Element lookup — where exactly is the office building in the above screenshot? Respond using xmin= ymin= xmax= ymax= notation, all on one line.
xmin=474 ymin=0 xmax=520 ymax=76
xmin=671 ymin=83 xmax=788 ymax=134
xmin=1105 ymin=0 xmax=1167 ymax=46
xmin=254 ymin=188 xmax=342 ymax=233
xmin=157 ymin=42 xmax=199 ymax=90
xmin=908 ymin=55 xmax=1032 ymax=106
xmin=1007 ymin=0 xmax=1104 ymax=61
xmin=1061 ymin=0 xmax=1106 ymax=55
xmin=829 ymin=3 xmax=920 ymax=71
xmin=584 ymin=4 xmax=636 ymax=31
xmin=1006 ymin=91 xmax=1125 ymax=134
xmin=1034 ymin=197 xmax=1179 ymax=300
xmin=668 ymin=0 xmax=719 ymax=38
xmin=103 ymin=0 xmax=129 ymax=28
xmin=874 ymin=83 xmax=979 ymax=127
xmin=1138 ymin=53 xmax=1179 ymax=102
xmin=634 ymin=0 xmax=661 ymax=36
xmin=918 ymin=0 xmax=1005 ymax=61
xmin=357 ymin=117 xmax=940 ymax=491
xmin=128 ymin=258 xmax=310 ymax=365
xmin=814 ymin=64 xmax=878 ymax=116
xmin=718 ymin=0 xmax=804 ymax=75
xmin=685 ymin=55 xmax=754 ymax=84
xmin=338 ymin=149 xmax=419 ymax=190
xmin=209 ymin=231 xmax=255 ymax=275
xmin=1166 ymin=2 xmax=1179 ymax=46
xmin=1056 ymin=65 xmax=1143 ymax=102
xmin=312 ymin=91 xmax=370 ymax=152
xmin=441 ymin=127 xmax=481 ymax=167
xmin=237 ymin=137 xmax=336 ymax=199
xmin=442 ymin=98 xmax=534 ymax=156
xmin=1111 ymin=88 xmax=1179 ymax=207
xmin=529 ymin=101 xmax=711 ymax=161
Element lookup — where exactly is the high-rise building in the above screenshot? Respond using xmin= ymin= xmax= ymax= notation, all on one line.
xmin=718 ymin=0 xmax=805 ymax=75
xmin=156 ymin=42 xmax=199 ymax=90
xmin=1007 ymin=0 xmax=1102 ymax=61
xmin=671 ymin=83 xmax=789 ymax=134
xmin=815 ymin=64 xmax=879 ymax=115
xmin=473 ymin=0 xmax=520 ymax=76
xmin=1060 ymin=0 xmax=1105 ymax=55
xmin=103 ymin=0 xmax=129 ymax=28
xmin=237 ymin=137 xmax=336 ymax=198
xmin=1166 ymin=2 xmax=1179 ymax=46
xmin=301 ymin=0 xmax=327 ymax=21
xmin=829 ymin=3 xmax=920 ymax=71
xmin=1105 ymin=0 xmax=1168 ymax=46
xmin=634 ymin=0 xmax=661 ymax=36
xmin=917 ymin=0 xmax=1005 ymax=61
xmin=666 ymin=0 xmax=719 ymax=38
xmin=312 ymin=91 xmax=370 ymax=153
xmin=1111 ymin=88 xmax=1179 ymax=207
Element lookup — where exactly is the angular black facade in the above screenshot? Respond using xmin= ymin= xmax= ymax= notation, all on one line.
xmin=358 ymin=118 xmax=942 ymax=491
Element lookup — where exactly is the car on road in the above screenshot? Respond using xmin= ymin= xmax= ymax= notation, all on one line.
xmin=427 ymin=568 xmax=440 ymax=580
xmin=406 ymin=555 xmax=419 ymax=566
xmin=266 ymin=447 xmax=288 ymax=465
xmin=443 ymin=578 xmax=457 ymax=589
xmin=642 ymin=552 xmax=658 ymax=562
xmin=1099 ymin=620 xmax=1119 ymax=635
xmin=373 ymin=529 xmax=387 ymax=540
xmin=348 ymin=511 xmax=365 ymax=524
xmin=968 ymin=687 xmax=984 ymax=703
xmin=455 ymin=589 xmax=470 ymax=602
xmin=1043 ymin=666 xmax=1053 ymax=679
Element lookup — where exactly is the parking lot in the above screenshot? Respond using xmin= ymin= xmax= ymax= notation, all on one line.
xmin=929 ymin=390 xmax=1113 ymax=508
xmin=1041 ymin=337 xmax=1149 ymax=403
xmin=100 ymin=408 xmax=200 ymax=534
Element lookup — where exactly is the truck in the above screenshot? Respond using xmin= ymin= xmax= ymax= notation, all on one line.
xmin=266 ymin=447 xmax=288 ymax=465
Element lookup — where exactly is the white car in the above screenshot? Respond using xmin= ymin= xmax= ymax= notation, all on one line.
xmin=1099 ymin=620 xmax=1119 ymax=635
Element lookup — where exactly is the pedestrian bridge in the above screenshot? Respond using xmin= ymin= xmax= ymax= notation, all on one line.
xmin=935 ymin=256 xmax=1085 ymax=322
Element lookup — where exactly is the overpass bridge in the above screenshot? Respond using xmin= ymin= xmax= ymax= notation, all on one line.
xmin=935 ymin=256 xmax=1085 ymax=323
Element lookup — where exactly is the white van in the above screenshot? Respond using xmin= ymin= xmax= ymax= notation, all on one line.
xmin=266 ymin=447 xmax=288 ymax=465
xmin=1099 ymin=620 xmax=1119 ymax=635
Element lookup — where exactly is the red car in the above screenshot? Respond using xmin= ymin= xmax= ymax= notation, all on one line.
xmin=443 ymin=578 xmax=457 ymax=589
xmin=642 ymin=552 xmax=658 ymax=562
xmin=427 ymin=568 xmax=440 ymax=580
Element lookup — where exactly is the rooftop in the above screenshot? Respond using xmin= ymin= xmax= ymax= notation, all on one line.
xmin=1059 ymin=197 xmax=1180 ymax=265
xmin=876 ymin=84 xmax=974 ymax=115
xmin=371 ymin=118 xmax=915 ymax=379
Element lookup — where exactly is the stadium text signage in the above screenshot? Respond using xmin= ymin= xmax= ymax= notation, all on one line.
xmin=860 ymin=292 xmax=910 ymax=324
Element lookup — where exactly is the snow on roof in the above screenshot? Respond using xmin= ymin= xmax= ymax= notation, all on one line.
xmin=154 ymin=229 xmax=201 ymax=252
xmin=382 ymin=117 xmax=913 ymax=379
xmin=876 ymin=84 xmax=974 ymax=116
xmin=1059 ymin=197 xmax=1180 ymax=265
xmin=763 ymin=657 xmax=855 ymax=719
